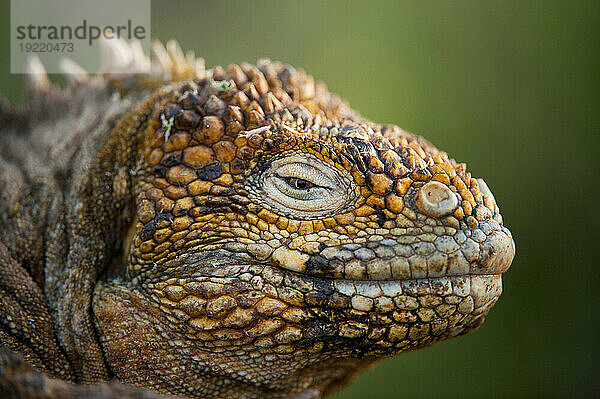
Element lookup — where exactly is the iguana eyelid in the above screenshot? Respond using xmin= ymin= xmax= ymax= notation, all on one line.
xmin=271 ymin=162 xmax=333 ymax=189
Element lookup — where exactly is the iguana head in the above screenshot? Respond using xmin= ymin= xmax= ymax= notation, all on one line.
xmin=88 ymin=41 xmax=515 ymax=397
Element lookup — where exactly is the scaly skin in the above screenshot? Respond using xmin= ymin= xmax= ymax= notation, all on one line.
xmin=0 ymin=42 xmax=515 ymax=398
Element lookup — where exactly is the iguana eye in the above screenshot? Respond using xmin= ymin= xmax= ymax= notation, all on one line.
xmin=254 ymin=154 xmax=358 ymax=219
xmin=283 ymin=177 xmax=314 ymax=190
xmin=269 ymin=161 xmax=332 ymax=201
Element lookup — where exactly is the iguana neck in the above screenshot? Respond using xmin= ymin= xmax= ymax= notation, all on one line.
xmin=0 ymin=81 xmax=172 ymax=382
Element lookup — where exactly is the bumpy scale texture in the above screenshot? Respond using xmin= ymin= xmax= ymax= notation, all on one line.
xmin=0 ymin=41 xmax=515 ymax=399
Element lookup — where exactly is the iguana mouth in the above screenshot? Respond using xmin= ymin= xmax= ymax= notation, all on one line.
xmin=146 ymin=213 xmax=514 ymax=314
xmin=267 ymin=218 xmax=513 ymax=318
xmin=147 ymin=250 xmax=506 ymax=355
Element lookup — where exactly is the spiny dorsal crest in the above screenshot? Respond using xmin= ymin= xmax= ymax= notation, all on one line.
xmin=22 ymin=39 xmax=206 ymax=116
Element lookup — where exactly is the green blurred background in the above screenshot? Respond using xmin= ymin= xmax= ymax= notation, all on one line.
xmin=0 ymin=1 xmax=598 ymax=397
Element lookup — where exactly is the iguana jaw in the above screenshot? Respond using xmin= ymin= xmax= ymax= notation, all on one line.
xmin=137 ymin=215 xmax=512 ymax=357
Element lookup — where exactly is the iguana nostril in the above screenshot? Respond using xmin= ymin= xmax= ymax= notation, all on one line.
xmin=415 ymin=181 xmax=458 ymax=217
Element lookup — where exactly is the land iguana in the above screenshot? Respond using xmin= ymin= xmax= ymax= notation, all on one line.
xmin=0 ymin=40 xmax=515 ymax=398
